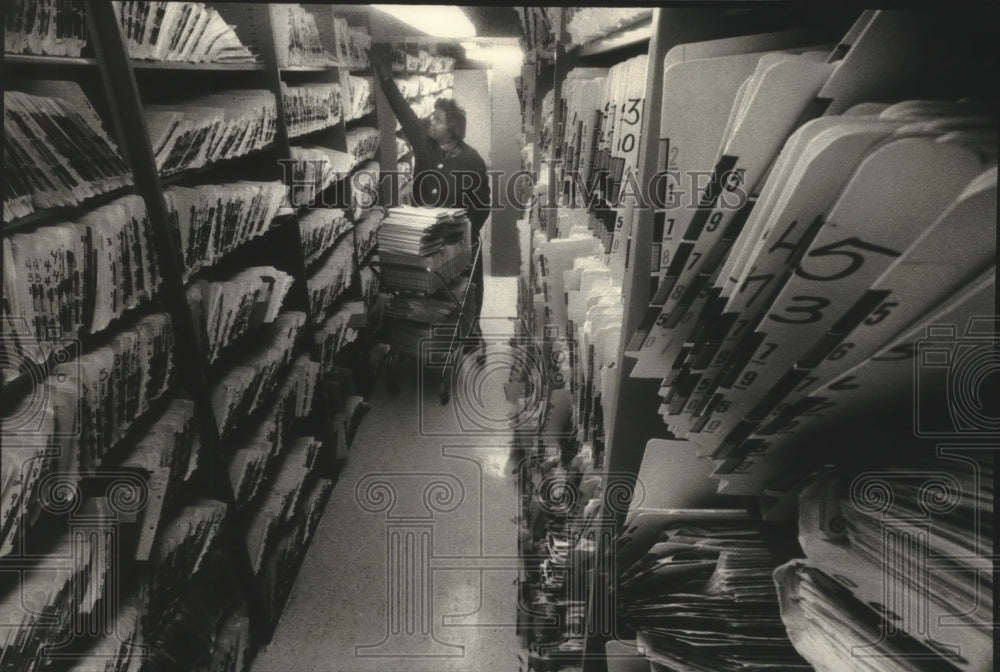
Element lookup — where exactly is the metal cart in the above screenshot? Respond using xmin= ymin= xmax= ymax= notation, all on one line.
xmin=372 ymin=239 xmax=481 ymax=404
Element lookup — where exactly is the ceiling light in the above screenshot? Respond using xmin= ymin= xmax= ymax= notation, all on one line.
xmin=374 ymin=5 xmax=476 ymax=38
xmin=463 ymin=45 xmax=524 ymax=67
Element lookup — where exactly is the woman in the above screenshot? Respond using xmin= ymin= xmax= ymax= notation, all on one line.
xmin=372 ymin=46 xmax=491 ymax=353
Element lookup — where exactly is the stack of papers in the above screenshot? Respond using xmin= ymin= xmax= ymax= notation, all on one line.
xmin=619 ymin=509 xmax=809 ymax=671
xmin=384 ymin=277 xmax=472 ymax=324
xmin=378 ymin=206 xmax=468 ymax=256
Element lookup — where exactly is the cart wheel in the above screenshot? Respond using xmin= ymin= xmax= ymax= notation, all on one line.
xmin=439 ymin=377 xmax=450 ymax=405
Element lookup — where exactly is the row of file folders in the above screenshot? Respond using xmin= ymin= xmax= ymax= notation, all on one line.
xmin=581 ymin=14 xmax=1000 ymax=496
xmin=2 ymin=78 xmax=377 ymax=226
xmin=3 ymin=179 xmax=369 ymax=350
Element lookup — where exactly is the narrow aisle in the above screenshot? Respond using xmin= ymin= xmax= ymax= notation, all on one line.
xmin=253 ymin=278 xmax=525 ymax=672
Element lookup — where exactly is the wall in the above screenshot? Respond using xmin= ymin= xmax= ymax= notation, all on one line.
xmin=453 ymin=69 xmax=492 ymax=275
xmin=486 ymin=64 xmax=523 ymax=277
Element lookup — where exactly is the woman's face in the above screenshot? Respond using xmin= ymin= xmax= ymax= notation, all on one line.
xmin=428 ymin=109 xmax=452 ymax=143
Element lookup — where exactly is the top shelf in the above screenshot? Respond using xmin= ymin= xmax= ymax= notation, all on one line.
xmin=571 ymin=17 xmax=653 ymax=58
xmin=280 ymin=64 xmax=340 ymax=73
xmin=3 ymin=53 xmax=98 ymax=67
xmin=131 ymin=60 xmax=265 ymax=71
xmin=3 ymin=53 xmax=267 ymax=71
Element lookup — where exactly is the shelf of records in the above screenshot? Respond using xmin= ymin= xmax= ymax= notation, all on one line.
xmin=627 ymin=107 xmax=996 ymax=496
xmin=3 ymin=179 xmax=293 ymax=356
xmin=515 ymin=338 xmax=601 ymax=672
xmin=298 ymin=207 xmax=353 ymax=270
xmin=281 ymin=82 xmax=343 ymax=139
xmin=228 ymin=357 xmax=319 ymax=509
xmin=328 ymin=14 xmax=371 ymax=72
xmin=4 ymin=0 xmax=263 ymax=66
xmin=4 ymin=0 xmax=88 ymax=58
xmin=554 ymin=54 xmax=649 ymax=216
xmin=514 ymin=7 xmax=559 ymax=59
xmin=2 ymin=311 xmax=176 ymax=478
xmin=306 ymin=238 xmax=355 ymax=327
xmin=392 ymin=72 xmax=456 ymax=101
xmin=390 ymin=44 xmax=456 ymax=76
xmin=0 ymin=521 xmax=337 ymax=672
xmin=112 ymin=1 xmax=259 ymax=65
xmin=1 ymin=391 xmax=197 ymax=561
xmin=270 ymin=3 xmax=336 ymax=69
xmin=512 ymin=381 xmax=995 ymax=672
xmin=210 ymin=310 xmax=305 ymax=439
xmin=0 ymin=501 xmax=226 ymax=672
xmin=145 ymin=89 xmax=279 ymax=179
xmin=3 ymin=194 xmax=159 ymax=344
xmin=185 ymin=266 xmax=295 ymax=366
xmin=4 ymin=83 xmax=133 ymax=227
xmin=287 ymin=131 xmax=379 ymax=208
xmin=344 ymin=74 xmax=375 ymax=122
xmin=165 ymin=180 xmax=288 ymax=283
xmin=269 ymin=4 xmax=372 ymax=71
xmin=565 ymin=8 xmax=654 ymax=51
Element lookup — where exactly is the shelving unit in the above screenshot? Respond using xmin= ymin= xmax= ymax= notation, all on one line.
xmin=1 ymin=2 xmax=389 ymax=668
xmin=515 ymin=6 xmax=998 ymax=672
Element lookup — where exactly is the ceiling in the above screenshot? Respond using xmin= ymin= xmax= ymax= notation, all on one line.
xmin=462 ymin=6 xmax=523 ymax=38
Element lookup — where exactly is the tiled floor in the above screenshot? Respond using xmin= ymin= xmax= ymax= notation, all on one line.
xmin=252 ymin=277 xmax=527 ymax=672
